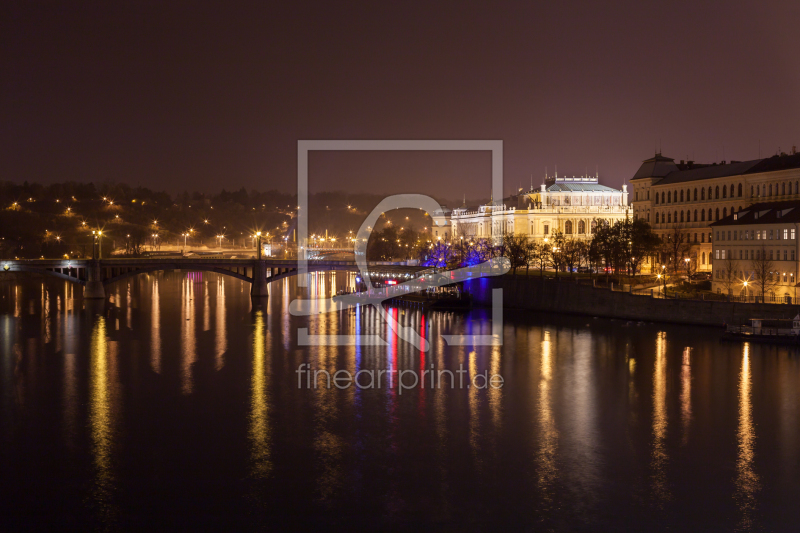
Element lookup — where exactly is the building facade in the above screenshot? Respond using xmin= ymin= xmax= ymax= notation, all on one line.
xmin=631 ymin=151 xmax=800 ymax=271
xmin=710 ymin=201 xmax=800 ymax=301
xmin=447 ymin=174 xmax=629 ymax=243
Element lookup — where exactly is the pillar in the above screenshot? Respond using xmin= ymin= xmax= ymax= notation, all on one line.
xmin=250 ymin=260 xmax=269 ymax=298
xmin=83 ymin=260 xmax=105 ymax=299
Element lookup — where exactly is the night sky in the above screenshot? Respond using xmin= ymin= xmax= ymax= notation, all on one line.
xmin=3 ymin=1 xmax=800 ymax=199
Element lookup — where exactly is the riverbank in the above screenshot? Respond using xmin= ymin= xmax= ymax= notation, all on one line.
xmin=464 ymin=275 xmax=800 ymax=327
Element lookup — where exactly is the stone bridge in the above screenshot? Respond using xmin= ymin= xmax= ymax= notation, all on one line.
xmin=1 ymin=258 xmax=423 ymax=299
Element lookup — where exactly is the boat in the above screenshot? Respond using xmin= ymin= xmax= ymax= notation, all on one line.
xmin=722 ymin=315 xmax=800 ymax=344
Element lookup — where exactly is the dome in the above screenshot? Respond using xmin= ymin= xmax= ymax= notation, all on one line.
xmin=632 ymin=153 xmax=679 ymax=180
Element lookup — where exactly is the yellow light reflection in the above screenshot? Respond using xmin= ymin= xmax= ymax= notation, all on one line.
xmin=89 ymin=316 xmax=117 ymax=524
xmin=249 ymin=310 xmax=272 ymax=478
xmin=151 ymin=278 xmax=161 ymax=373
xmin=216 ymin=277 xmax=226 ymax=370
xmin=651 ymin=331 xmax=670 ymax=504
xmin=735 ymin=342 xmax=759 ymax=529
xmin=538 ymin=330 xmax=558 ymax=499
xmin=181 ymin=276 xmax=196 ymax=394
xmin=680 ymin=347 xmax=692 ymax=445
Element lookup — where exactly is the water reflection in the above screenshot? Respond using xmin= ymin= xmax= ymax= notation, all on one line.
xmin=681 ymin=347 xmax=692 ymax=446
xmin=735 ymin=343 xmax=759 ymax=530
xmin=249 ymin=310 xmax=272 ymax=478
xmin=3 ymin=274 xmax=800 ymax=531
xmin=181 ymin=276 xmax=196 ymax=394
xmin=537 ymin=330 xmax=558 ymax=504
xmin=89 ymin=316 xmax=118 ymax=527
xmin=651 ymin=331 xmax=670 ymax=505
xmin=216 ymin=277 xmax=227 ymax=370
xmin=151 ymin=277 xmax=161 ymax=373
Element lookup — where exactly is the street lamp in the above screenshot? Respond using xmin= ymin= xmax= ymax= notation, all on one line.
xmin=256 ymin=231 xmax=262 ymax=260
xmin=743 ymin=280 xmax=748 ymax=302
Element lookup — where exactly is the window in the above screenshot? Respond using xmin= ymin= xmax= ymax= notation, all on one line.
xmin=740 ymin=249 xmax=743 ymax=259
xmin=733 ymin=231 xmax=737 ymax=241
xmin=708 ymin=208 xmax=713 ymax=221
xmin=543 ymin=224 xmax=549 ymax=235
xmin=793 ymin=250 xmax=796 ymax=261
xmin=715 ymin=186 xmax=720 ymax=199
xmin=701 ymin=233 xmax=705 ymax=243
xmin=694 ymin=188 xmax=698 ymax=201
xmin=656 ymin=212 xmax=660 ymax=223
xmin=668 ymin=213 xmax=672 ymax=223
xmin=701 ymin=210 xmax=705 ymax=222
xmin=647 ymin=190 xmax=650 ymax=200
xmin=674 ymin=211 xmax=678 ymax=223
xmin=715 ymin=208 xmax=719 ymax=221
xmin=757 ymin=231 xmax=761 ymax=240
xmin=565 ymin=220 xmax=573 ymax=234
xmin=715 ymin=249 xmax=720 ymax=260
xmin=723 ymin=186 xmax=727 ymax=199
xmin=680 ymin=190 xmax=684 ymax=202
xmin=783 ymin=183 xmax=786 ymax=195
xmin=784 ymin=229 xmax=788 ymax=240
xmin=751 ymin=185 xmax=754 ymax=197
xmin=578 ymin=220 xmax=585 ymax=234
xmin=680 ymin=211 xmax=684 ymax=223
xmin=655 ymin=193 xmax=659 ymax=204
xmin=668 ymin=191 xmax=671 ymax=203
xmin=792 ymin=229 xmax=797 ymax=240
xmin=701 ymin=188 xmax=706 ymax=200
xmin=708 ymin=187 xmax=712 ymax=200
xmin=785 ymin=250 xmax=788 ymax=261
xmin=702 ymin=252 xmax=706 ymax=264
xmin=722 ymin=250 xmax=726 ymax=260
xmin=723 ymin=207 xmax=727 ymax=218
xmin=727 ymin=230 xmax=731 ymax=240
xmin=770 ymin=250 xmax=774 ymax=260
xmin=770 ymin=184 xmax=773 ymax=196
xmin=730 ymin=184 xmax=735 ymax=197
xmin=738 ymin=183 xmax=743 ymax=197
xmin=694 ymin=233 xmax=698 ymax=242
xmin=745 ymin=250 xmax=749 ymax=260
xmin=769 ymin=229 xmax=774 ymax=240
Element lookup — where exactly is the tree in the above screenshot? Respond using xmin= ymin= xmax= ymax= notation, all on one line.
xmin=624 ymin=218 xmax=661 ymax=276
xmin=750 ymin=243 xmax=779 ymax=302
xmin=533 ymin=240 xmax=550 ymax=277
xmin=549 ymin=231 xmax=567 ymax=277
xmin=719 ymin=253 xmax=739 ymax=296
xmin=660 ymin=225 xmax=692 ymax=276
xmin=500 ymin=232 xmax=530 ymax=274
xmin=561 ymin=238 xmax=584 ymax=276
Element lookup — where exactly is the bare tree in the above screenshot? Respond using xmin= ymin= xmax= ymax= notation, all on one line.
xmin=719 ymin=253 xmax=739 ymax=296
xmin=751 ymin=243 xmax=779 ymax=302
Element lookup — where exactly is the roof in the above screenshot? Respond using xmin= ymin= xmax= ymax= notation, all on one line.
xmin=633 ymin=153 xmax=800 ymax=185
xmin=653 ymin=160 xmax=761 ymax=185
xmin=710 ymin=201 xmax=800 ymax=227
xmin=545 ymin=183 xmax=619 ymax=192
xmin=745 ymin=153 xmax=800 ymax=174
xmin=632 ymin=153 xmax=679 ymax=180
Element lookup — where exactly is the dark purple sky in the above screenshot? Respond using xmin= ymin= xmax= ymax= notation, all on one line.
xmin=3 ymin=1 xmax=800 ymax=199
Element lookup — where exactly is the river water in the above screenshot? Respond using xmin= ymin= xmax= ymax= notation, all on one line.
xmin=1 ymin=272 xmax=799 ymax=531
